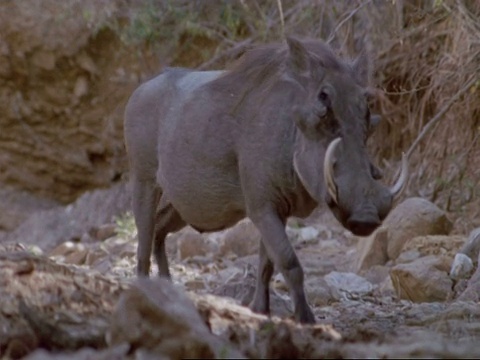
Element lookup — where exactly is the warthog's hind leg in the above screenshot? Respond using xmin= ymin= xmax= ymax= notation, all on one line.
xmin=249 ymin=241 xmax=274 ymax=315
xmin=153 ymin=203 xmax=185 ymax=278
xmin=132 ymin=178 xmax=159 ymax=277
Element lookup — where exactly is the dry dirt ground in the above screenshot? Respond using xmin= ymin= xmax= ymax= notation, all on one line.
xmin=1 ymin=190 xmax=480 ymax=358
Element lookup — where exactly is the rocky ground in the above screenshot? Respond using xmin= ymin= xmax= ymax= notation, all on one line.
xmin=1 ymin=184 xmax=480 ymax=359
xmin=1 ymin=1 xmax=480 ymax=358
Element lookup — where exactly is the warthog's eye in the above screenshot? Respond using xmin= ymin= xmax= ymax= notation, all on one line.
xmin=318 ymin=91 xmax=331 ymax=107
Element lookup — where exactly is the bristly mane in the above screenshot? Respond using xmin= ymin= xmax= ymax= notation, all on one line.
xmin=210 ymin=42 xmax=286 ymax=94
xmin=210 ymin=38 xmax=348 ymax=97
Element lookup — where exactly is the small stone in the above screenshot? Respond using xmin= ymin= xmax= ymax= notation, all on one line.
xmin=73 ymin=76 xmax=89 ymax=99
xmin=324 ymin=271 xmax=374 ymax=300
xmin=94 ymin=223 xmax=117 ymax=241
xmin=287 ymin=225 xmax=320 ymax=245
xmin=305 ymin=277 xmax=335 ymax=306
xmin=395 ymin=249 xmax=421 ymax=264
xmin=450 ymin=253 xmax=474 ymax=280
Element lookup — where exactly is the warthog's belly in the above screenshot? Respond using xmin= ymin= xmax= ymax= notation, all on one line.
xmin=161 ymin=170 xmax=246 ymax=232
xmin=175 ymin=199 xmax=246 ymax=233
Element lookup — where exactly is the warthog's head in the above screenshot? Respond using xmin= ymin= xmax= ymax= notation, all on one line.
xmin=288 ymin=37 xmax=407 ymax=236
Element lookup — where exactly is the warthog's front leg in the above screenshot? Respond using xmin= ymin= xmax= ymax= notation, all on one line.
xmin=250 ymin=208 xmax=315 ymax=324
xmin=249 ymin=241 xmax=274 ymax=315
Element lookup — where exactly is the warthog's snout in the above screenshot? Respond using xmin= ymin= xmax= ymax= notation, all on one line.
xmin=346 ymin=211 xmax=381 ymax=237
xmin=324 ymin=138 xmax=407 ymax=236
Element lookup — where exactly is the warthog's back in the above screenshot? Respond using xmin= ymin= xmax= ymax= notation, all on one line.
xmin=124 ymin=69 xmax=224 ymax=182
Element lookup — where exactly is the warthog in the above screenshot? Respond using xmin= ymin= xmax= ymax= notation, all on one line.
xmin=124 ymin=37 xmax=407 ymax=323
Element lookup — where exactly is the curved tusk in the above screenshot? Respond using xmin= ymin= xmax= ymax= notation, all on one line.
xmin=323 ymin=137 xmax=341 ymax=204
xmin=390 ymin=152 xmax=409 ymax=199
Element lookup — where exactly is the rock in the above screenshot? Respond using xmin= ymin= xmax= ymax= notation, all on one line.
xmin=459 ymin=227 xmax=480 ymax=263
xmin=1 ymin=182 xmax=131 ymax=252
xmin=324 ymin=271 xmax=374 ymax=300
xmin=355 ymin=226 xmax=388 ymax=272
xmin=108 ymin=278 xmax=243 ymax=359
xmin=49 ymin=242 xmax=88 ymax=265
xmin=384 ymin=197 xmax=452 ymax=261
xmin=287 ymin=225 xmax=321 ymax=245
xmin=399 ymin=235 xmax=466 ymax=261
xmin=218 ymin=219 xmax=260 ymax=257
xmin=458 ymin=252 xmax=480 ymax=301
xmin=377 ymin=274 xmax=396 ymax=297
xmin=395 ymin=249 xmax=422 ymax=264
xmin=361 ymin=265 xmax=390 ymax=285
xmin=390 ymin=255 xmax=453 ymax=302
xmin=0 ymin=185 xmax=58 ymax=232
xmin=31 ymin=50 xmax=56 ymax=71
xmin=178 ymin=231 xmax=218 ymax=260
xmin=305 ymin=276 xmax=336 ymax=306
xmin=24 ymin=345 xmax=130 ymax=360
xmin=73 ymin=76 xmax=89 ymax=100
xmin=91 ymin=223 xmax=117 ymax=241
xmin=449 ymin=253 xmax=474 ymax=280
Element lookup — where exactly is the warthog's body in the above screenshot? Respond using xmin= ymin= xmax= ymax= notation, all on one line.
xmin=125 ymin=37 xmax=406 ymax=323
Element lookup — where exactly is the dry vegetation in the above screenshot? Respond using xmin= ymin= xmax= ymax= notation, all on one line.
xmin=0 ymin=0 xmax=477 ymax=230
xmin=113 ymin=0 xmax=479 ymax=232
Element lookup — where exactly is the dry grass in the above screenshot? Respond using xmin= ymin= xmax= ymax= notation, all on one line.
xmin=369 ymin=1 xmax=480 ymax=232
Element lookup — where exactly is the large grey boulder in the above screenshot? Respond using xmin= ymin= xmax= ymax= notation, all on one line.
xmin=384 ymin=197 xmax=452 ymax=261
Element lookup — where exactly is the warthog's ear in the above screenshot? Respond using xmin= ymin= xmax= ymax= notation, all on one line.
xmin=286 ymin=36 xmax=310 ymax=75
xmin=352 ymin=50 xmax=372 ymax=86
xmin=293 ymin=135 xmax=323 ymax=202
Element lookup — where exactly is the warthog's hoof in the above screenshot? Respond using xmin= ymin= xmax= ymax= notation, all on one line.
xmin=296 ymin=306 xmax=316 ymax=324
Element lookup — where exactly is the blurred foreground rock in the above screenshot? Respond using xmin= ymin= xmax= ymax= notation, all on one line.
xmin=0 ymin=249 xmax=127 ymax=359
xmin=109 ymin=278 xmax=244 ymax=359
